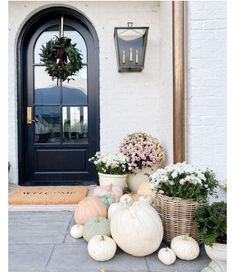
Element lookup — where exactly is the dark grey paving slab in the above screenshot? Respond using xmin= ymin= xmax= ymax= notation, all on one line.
xmin=146 ymin=243 xmax=210 ymax=272
xmin=9 ymin=211 xmax=73 ymax=244
xmin=45 ymin=243 xmax=149 ymax=272
xmin=9 ymin=244 xmax=54 ymax=272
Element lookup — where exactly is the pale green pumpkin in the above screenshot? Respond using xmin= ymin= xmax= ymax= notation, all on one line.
xmin=82 ymin=216 xmax=111 ymax=242
xmin=99 ymin=194 xmax=116 ymax=208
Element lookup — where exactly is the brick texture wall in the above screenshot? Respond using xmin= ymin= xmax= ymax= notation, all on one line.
xmin=186 ymin=1 xmax=226 ymax=200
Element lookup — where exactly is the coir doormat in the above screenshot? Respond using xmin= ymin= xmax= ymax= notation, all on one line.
xmin=9 ymin=186 xmax=88 ymax=205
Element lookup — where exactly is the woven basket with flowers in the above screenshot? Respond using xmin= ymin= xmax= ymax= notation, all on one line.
xmin=149 ymin=162 xmax=218 ymax=244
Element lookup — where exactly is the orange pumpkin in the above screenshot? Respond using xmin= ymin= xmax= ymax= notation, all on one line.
xmin=74 ymin=196 xmax=107 ymax=225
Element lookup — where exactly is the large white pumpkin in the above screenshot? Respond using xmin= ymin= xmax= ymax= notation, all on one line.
xmin=108 ymin=202 xmax=126 ymax=220
xmin=110 ymin=201 xmax=163 ymax=256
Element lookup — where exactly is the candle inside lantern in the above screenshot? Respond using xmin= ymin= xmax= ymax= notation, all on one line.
xmin=129 ymin=47 xmax=133 ymax=62
xmin=122 ymin=50 xmax=126 ymax=64
xmin=135 ymin=50 xmax=139 ymax=64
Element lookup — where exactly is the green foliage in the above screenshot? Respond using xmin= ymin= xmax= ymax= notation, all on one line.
xmin=194 ymin=201 xmax=227 ymax=246
xmin=39 ymin=36 xmax=83 ymax=82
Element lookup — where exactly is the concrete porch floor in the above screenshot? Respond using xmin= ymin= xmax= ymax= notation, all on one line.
xmin=9 ymin=210 xmax=210 ymax=272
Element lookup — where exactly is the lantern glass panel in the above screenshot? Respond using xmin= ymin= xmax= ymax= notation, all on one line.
xmin=114 ymin=27 xmax=148 ymax=72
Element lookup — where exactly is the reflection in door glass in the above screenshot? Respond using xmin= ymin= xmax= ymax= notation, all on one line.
xmin=34 ymin=26 xmax=59 ymax=64
xmin=34 ymin=66 xmax=60 ymax=105
xmin=63 ymin=106 xmax=88 ymax=143
xmin=35 ymin=107 xmax=61 ymax=143
xmin=62 ymin=66 xmax=87 ymax=105
xmin=64 ymin=26 xmax=87 ymax=63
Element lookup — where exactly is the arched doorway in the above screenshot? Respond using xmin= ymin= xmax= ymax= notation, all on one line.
xmin=17 ymin=7 xmax=100 ymax=185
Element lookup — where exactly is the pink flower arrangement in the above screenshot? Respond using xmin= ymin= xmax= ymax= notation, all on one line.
xmin=119 ymin=132 xmax=165 ymax=174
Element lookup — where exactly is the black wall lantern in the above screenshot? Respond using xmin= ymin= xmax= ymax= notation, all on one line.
xmin=114 ymin=22 xmax=149 ymax=72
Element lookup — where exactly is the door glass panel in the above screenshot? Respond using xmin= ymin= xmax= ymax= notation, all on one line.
xmin=63 ymin=106 xmax=88 ymax=143
xmin=35 ymin=107 xmax=61 ymax=143
xmin=34 ymin=26 xmax=59 ymax=64
xmin=34 ymin=66 xmax=61 ymax=105
xmin=62 ymin=66 xmax=87 ymax=105
xmin=64 ymin=26 xmax=87 ymax=63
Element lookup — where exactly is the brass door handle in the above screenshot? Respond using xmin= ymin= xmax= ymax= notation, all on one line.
xmin=27 ymin=106 xmax=33 ymax=124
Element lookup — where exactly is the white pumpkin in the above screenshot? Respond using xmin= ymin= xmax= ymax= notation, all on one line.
xmin=70 ymin=224 xmax=83 ymax=239
xmin=110 ymin=201 xmax=163 ymax=256
xmin=171 ymin=234 xmax=200 ymax=260
xmin=88 ymin=235 xmax=117 ymax=261
xmin=201 ymin=260 xmax=227 ymax=272
xmin=108 ymin=202 xmax=126 ymax=220
xmin=158 ymin=247 xmax=176 ymax=265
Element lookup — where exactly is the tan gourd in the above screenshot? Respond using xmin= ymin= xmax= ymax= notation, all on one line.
xmin=137 ymin=181 xmax=154 ymax=202
xmin=74 ymin=196 xmax=107 ymax=225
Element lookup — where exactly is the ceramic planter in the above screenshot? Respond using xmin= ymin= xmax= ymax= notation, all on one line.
xmin=98 ymin=173 xmax=127 ymax=190
xmin=127 ymin=165 xmax=159 ymax=193
xmin=205 ymin=243 xmax=227 ymax=262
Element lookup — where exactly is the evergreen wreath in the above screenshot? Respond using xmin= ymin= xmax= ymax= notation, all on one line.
xmin=39 ymin=36 xmax=83 ymax=83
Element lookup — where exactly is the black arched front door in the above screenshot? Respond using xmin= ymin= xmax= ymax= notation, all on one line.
xmin=18 ymin=8 xmax=99 ymax=185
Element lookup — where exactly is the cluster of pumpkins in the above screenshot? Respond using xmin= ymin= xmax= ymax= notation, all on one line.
xmin=70 ymin=182 xmax=201 ymax=265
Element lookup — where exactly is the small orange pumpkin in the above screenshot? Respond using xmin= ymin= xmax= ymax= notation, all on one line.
xmin=74 ymin=196 xmax=107 ymax=225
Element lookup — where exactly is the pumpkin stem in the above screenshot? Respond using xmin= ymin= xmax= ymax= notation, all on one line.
xmin=183 ymin=234 xmax=189 ymax=240
xmin=109 ymin=184 xmax=112 ymax=192
xmin=96 ymin=217 xmax=100 ymax=223
xmin=100 ymin=235 xmax=105 ymax=241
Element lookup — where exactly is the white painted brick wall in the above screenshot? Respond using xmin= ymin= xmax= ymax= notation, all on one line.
xmin=186 ymin=1 xmax=226 ymax=200
xmin=8 ymin=1 xmax=173 ymax=184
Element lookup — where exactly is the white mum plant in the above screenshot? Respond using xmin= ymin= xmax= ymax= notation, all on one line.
xmin=149 ymin=162 xmax=218 ymax=202
xmin=89 ymin=152 xmax=129 ymax=175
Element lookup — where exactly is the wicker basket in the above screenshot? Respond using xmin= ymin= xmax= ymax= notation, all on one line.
xmin=154 ymin=193 xmax=205 ymax=244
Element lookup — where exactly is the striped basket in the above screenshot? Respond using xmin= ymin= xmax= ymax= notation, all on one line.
xmin=154 ymin=193 xmax=205 ymax=244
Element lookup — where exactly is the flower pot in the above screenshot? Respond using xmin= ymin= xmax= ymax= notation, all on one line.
xmin=205 ymin=243 xmax=227 ymax=262
xmin=98 ymin=173 xmax=127 ymax=190
xmin=154 ymin=193 xmax=205 ymax=244
xmin=127 ymin=165 xmax=159 ymax=193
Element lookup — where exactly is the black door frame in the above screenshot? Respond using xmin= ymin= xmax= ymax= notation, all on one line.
xmin=17 ymin=7 xmax=100 ymax=185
